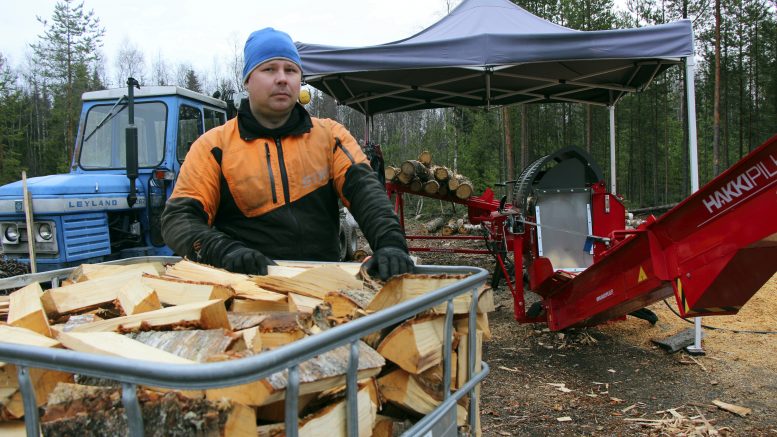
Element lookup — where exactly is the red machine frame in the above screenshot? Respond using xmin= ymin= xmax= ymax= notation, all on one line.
xmin=389 ymin=135 xmax=777 ymax=331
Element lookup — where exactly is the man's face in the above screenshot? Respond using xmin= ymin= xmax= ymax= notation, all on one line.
xmin=245 ymin=59 xmax=301 ymax=121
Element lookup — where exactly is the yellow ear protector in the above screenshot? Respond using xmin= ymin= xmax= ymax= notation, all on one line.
xmin=299 ymin=87 xmax=311 ymax=105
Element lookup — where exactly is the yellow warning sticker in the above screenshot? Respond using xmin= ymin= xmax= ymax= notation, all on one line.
xmin=637 ymin=266 xmax=648 ymax=283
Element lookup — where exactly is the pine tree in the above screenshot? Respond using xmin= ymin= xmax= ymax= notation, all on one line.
xmin=30 ymin=0 xmax=105 ymax=167
xmin=184 ymin=69 xmax=202 ymax=93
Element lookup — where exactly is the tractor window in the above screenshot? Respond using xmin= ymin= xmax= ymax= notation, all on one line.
xmin=177 ymin=105 xmax=203 ymax=163
xmin=80 ymin=102 xmax=167 ymax=169
xmin=204 ymin=108 xmax=226 ymax=132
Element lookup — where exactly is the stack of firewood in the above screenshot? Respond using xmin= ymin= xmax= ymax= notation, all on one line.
xmin=385 ymin=151 xmax=475 ymax=200
xmin=0 ymin=259 xmax=493 ymax=436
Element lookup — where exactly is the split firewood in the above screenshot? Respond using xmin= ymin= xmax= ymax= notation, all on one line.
xmin=205 ymin=341 xmax=384 ymax=407
xmin=69 ymin=299 xmax=230 ymax=333
xmin=400 ymin=160 xmax=430 ymax=182
xmin=67 ymin=262 xmax=162 ymax=283
xmin=127 ymin=329 xmax=243 ymax=362
xmin=141 ymin=274 xmax=234 ymax=306
xmin=56 ymin=332 xmax=194 ymax=364
xmin=288 ymin=293 xmax=323 ymax=314
xmin=7 ymin=282 xmax=51 ymax=337
xmin=417 ymin=151 xmax=432 ymax=166
xmin=256 ymin=312 xmax=312 ymax=349
xmin=367 ymin=274 xmax=485 ymax=315
xmin=0 ymin=326 xmax=71 ymax=420
xmin=231 ymin=298 xmax=289 ymax=313
xmin=377 ymin=314 xmax=446 ymax=374
xmin=297 ymin=384 xmax=377 ymax=437
xmin=255 ymin=392 xmax=317 ymax=422
xmin=252 ymin=265 xmax=361 ymax=300
xmin=373 ymin=415 xmax=414 ymax=437
xmin=455 ymin=329 xmax=483 ymax=391
xmin=324 ymin=288 xmax=376 ymax=320
xmin=424 ymin=217 xmax=446 ymax=234
xmin=423 ymin=180 xmax=440 ymax=195
xmin=414 ymin=350 xmax=458 ymax=394
xmin=164 ymin=259 xmax=248 ymax=285
xmin=384 ymin=166 xmax=400 ymax=183
xmin=40 ymin=268 xmax=160 ymax=316
xmin=40 ymin=383 xmax=255 ymax=437
xmin=116 ymin=280 xmax=162 ymax=315
xmin=456 ymin=313 xmax=492 ymax=341
xmin=236 ymin=327 xmax=263 ymax=352
xmin=377 ymin=368 xmax=466 ymax=426
xmin=227 ymin=312 xmax=269 ymax=330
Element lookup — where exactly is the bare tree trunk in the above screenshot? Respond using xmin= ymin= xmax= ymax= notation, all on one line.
xmin=520 ymin=105 xmax=528 ymax=170
xmin=585 ymin=104 xmax=592 ymax=153
xmin=712 ymin=0 xmax=721 ymax=176
xmin=502 ymin=106 xmax=515 ymax=187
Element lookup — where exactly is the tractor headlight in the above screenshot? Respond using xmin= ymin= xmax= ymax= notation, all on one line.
xmin=38 ymin=223 xmax=53 ymax=241
xmin=4 ymin=224 xmax=19 ymax=243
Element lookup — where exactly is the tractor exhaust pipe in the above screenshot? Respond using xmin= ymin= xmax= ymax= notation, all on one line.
xmin=125 ymin=77 xmax=140 ymax=207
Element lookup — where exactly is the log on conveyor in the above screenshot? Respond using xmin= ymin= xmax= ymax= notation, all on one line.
xmin=384 ymin=166 xmax=400 ymax=183
xmin=409 ymin=177 xmax=423 ymax=192
xmin=400 ymin=160 xmax=430 ymax=182
xmin=422 ymin=180 xmax=440 ymax=195
xmin=431 ymin=165 xmax=450 ymax=183
xmin=455 ymin=177 xmax=474 ymax=199
xmin=40 ymin=383 xmax=255 ymax=437
xmin=417 ymin=151 xmax=432 ymax=167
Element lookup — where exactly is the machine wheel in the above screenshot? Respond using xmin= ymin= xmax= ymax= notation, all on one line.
xmin=338 ymin=224 xmax=350 ymax=261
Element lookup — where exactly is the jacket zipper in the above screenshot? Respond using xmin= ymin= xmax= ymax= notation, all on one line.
xmin=264 ymin=143 xmax=277 ymax=203
xmin=275 ymin=137 xmax=302 ymax=258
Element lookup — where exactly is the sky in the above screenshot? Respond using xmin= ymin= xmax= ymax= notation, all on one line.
xmin=2 ymin=0 xmax=457 ymax=85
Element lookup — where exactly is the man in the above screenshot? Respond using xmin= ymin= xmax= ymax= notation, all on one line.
xmin=162 ymin=28 xmax=413 ymax=280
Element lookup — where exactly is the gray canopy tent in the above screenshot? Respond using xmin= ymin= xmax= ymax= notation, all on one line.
xmin=297 ymin=0 xmax=701 ymax=196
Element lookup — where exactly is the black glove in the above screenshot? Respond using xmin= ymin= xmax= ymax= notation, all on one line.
xmin=222 ymin=245 xmax=276 ymax=275
xmin=363 ymin=246 xmax=414 ymax=281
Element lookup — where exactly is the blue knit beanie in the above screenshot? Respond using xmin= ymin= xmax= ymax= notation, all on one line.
xmin=242 ymin=28 xmax=302 ymax=83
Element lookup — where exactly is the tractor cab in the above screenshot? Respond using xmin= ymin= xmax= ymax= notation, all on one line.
xmin=0 ymin=84 xmax=228 ymax=271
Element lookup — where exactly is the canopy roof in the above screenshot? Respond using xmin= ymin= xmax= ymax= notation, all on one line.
xmin=296 ymin=0 xmax=694 ymax=115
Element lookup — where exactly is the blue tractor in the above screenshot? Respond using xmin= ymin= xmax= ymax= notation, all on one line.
xmin=0 ymin=80 xmax=358 ymax=272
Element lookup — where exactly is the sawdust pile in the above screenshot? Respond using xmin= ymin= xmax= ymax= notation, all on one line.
xmin=599 ymin=273 xmax=777 ymax=373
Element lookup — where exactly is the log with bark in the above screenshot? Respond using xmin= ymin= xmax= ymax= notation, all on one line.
xmin=40 ymin=383 xmax=255 ymax=437
xmin=455 ymin=178 xmax=474 ymax=199
xmin=400 ymin=160 xmax=430 ymax=182
xmin=422 ymin=180 xmax=440 ymax=195
xmin=409 ymin=177 xmax=423 ymax=192
xmin=323 ymin=288 xmax=376 ymax=321
xmin=384 ymin=166 xmax=400 ymax=183
xmin=432 ymin=165 xmax=450 ymax=182
xmin=69 ymin=299 xmax=231 ymax=333
xmin=417 ymin=151 xmax=432 ymax=167
xmin=424 ymin=217 xmax=445 ymax=234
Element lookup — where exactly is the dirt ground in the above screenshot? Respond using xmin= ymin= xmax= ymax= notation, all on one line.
xmin=387 ymin=219 xmax=777 ymax=436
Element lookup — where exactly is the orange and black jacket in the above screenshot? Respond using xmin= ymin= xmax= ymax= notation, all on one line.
xmin=161 ymin=102 xmax=406 ymax=264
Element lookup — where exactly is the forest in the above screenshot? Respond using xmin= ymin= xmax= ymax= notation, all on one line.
xmin=0 ymin=0 xmax=775 ymax=208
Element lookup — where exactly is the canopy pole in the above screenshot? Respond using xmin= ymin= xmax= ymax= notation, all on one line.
xmin=608 ymin=106 xmax=616 ymax=195
xmin=684 ymin=55 xmax=704 ymax=356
